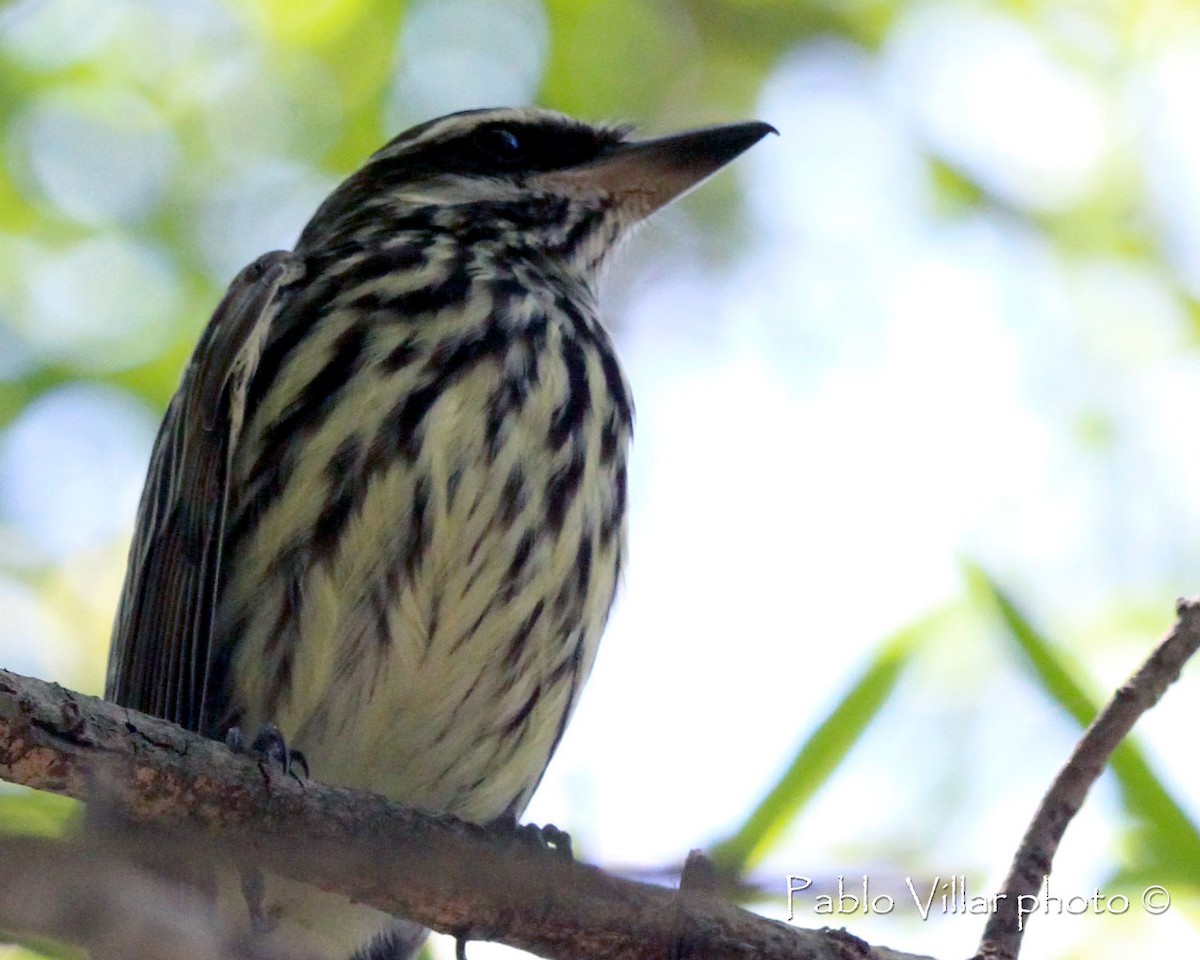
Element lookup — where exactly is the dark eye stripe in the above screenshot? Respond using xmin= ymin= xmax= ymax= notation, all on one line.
xmin=464 ymin=122 xmax=615 ymax=174
xmin=363 ymin=118 xmax=629 ymax=188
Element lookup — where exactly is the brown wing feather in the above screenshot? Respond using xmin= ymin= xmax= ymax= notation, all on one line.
xmin=106 ymin=251 xmax=305 ymax=733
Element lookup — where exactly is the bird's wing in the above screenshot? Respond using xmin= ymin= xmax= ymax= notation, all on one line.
xmin=106 ymin=251 xmax=305 ymax=733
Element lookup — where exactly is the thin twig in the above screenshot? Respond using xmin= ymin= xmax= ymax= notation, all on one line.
xmin=975 ymin=597 xmax=1200 ymax=960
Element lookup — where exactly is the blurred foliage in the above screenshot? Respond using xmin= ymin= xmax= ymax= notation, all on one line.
xmin=966 ymin=563 xmax=1200 ymax=892
xmin=711 ymin=607 xmax=946 ymax=874
xmin=0 ymin=788 xmax=78 ymax=837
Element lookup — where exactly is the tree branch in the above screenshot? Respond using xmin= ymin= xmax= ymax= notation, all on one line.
xmin=5 ymin=596 xmax=1194 ymax=960
xmin=974 ymin=597 xmax=1200 ymax=960
xmin=0 ymin=668 xmax=933 ymax=960
xmin=0 ymin=835 xmax=298 ymax=960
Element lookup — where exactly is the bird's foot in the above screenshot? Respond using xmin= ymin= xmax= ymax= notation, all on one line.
xmin=239 ymin=861 xmax=273 ymax=934
xmin=489 ymin=811 xmax=573 ymax=860
xmin=225 ymin=723 xmax=309 ymax=780
xmin=223 ymin=724 xmax=308 ymax=935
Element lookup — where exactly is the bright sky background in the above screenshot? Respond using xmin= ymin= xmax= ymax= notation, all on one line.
xmin=2 ymin=2 xmax=1200 ymax=959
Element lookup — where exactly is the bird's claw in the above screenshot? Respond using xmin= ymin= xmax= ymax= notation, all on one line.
xmin=226 ymin=723 xmax=309 ymax=780
xmin=490 ymin=812 xmax=573 ymax=860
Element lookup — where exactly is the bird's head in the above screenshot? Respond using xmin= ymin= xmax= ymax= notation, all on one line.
xmin=296 ymin=107 xmax=775 ymax=278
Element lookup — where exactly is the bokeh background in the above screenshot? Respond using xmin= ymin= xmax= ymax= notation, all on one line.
xmin=2 ymin=0 xmax=1200 ymax=958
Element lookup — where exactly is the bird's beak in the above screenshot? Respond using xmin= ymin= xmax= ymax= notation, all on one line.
xmin=538 ymin=120 xmax=777 ymax=220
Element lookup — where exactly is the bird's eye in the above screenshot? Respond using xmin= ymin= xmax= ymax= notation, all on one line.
xmin=476 ymin=127 xmax=525 ymax=164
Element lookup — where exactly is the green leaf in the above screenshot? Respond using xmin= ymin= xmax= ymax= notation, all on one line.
xmin=711 ymin=609 xmax=946 ymax=874
xmin=964 ymin=562 xmax=1200 ymax=886
xmin=0 ymin=787 xmax=80 ymax=837
xmin=0 ymin=937 xmax=85 ymax=960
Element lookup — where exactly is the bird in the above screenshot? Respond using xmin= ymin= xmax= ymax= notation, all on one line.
xmin=105 ymin=106 xmax=774 ymax=959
